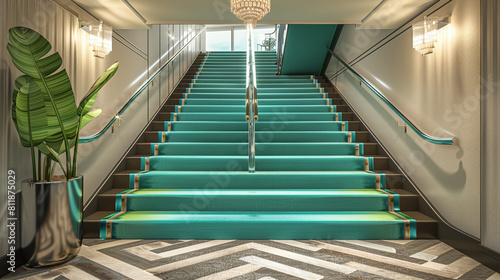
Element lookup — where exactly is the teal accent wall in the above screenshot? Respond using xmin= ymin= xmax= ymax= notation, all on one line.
xmin=281 ymin=24 xmax=337 ymax=75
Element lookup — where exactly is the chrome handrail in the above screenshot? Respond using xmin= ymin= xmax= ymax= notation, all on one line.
xmin=327 ymin=49 xmax=456 ymax=145
xmin=245 ymin=87 xmax=251 ymax=121
xmin=79 ymin=26 xmax=206 ymax=143
xmin=246 ymin=25 xmax=258 ymax=173
xmin=252 ymin=87 xmax=258 ymax=121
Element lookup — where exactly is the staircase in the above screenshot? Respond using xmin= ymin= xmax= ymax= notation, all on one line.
xmin=84 ymin=51 xmax=437 ymax=240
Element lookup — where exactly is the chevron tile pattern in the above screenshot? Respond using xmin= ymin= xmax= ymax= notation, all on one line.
xmin=5 ymin=239 xmax=499 ymax=279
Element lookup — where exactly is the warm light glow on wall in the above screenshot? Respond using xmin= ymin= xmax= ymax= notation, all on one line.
xmin=89 ymin=21 xmax=112 ymax=58
xmin=413 ymin=17 xmax=439 ymax=55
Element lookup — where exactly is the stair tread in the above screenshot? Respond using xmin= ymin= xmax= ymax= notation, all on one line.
xmin=101 ymin=188 xmax=416 ymax=196
xmin=92 ymin=211 xmax=421 ymax=221
xmin=144 ymin=130 xmax=369 ymax=134
xmin=86 ymin=210 xmax=434 ymax=223
xmin=115 ymin=170 xmax=401 ymax=175
xmin=137 ymin=141 xmax=375 ymax=145
xmin=125 ymin=155 xmax=388 ymax=159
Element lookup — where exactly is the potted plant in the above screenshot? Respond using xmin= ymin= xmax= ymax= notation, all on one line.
xmin=6 ymin=26 xmax=119 ymax=267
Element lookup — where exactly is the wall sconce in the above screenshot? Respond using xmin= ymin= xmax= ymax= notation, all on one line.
xmin=88 ymin=21 xmax=112 ymax=59
xmin=412 ymin=16 xmax=450 ymax=55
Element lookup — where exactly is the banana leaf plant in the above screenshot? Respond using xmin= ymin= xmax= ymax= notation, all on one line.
xmin=7 ymin=26 xmax=119 ymax=182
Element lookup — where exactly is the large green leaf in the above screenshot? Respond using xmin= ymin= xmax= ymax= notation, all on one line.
xmin=38 ymin=70 xmax=79 ymax=142
xmin=7 ymin=27 xmax=62 ymax=78
xmin=12 ymin=76 xmax=48 ymax=147
xmin=78 ymin=62 xmax=119 ymax=117
xmin=81 ymin=109 xmax=102 ymax=128
xmin=7 ymin=26 xmax=79 ymax=145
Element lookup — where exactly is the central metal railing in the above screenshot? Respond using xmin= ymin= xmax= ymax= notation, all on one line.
xmin=245 ymin=25 xmax=259 ymax=173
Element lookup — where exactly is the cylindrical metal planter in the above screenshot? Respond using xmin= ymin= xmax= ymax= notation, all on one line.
xmin=21 ymin=176 xmax=83 ymax=267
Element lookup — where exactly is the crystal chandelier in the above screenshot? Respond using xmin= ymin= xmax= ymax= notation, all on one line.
xmin=89 ymin=21 xmax=112 ymax=58
xmin=412 ymin=17 xmax=439 ymax=55
xmin=231 ymin=0 xmax=271 ymax=27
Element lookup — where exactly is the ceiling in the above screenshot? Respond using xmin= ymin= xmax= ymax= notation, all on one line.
xmin=56 ymin=0 xmax=438 ymax=30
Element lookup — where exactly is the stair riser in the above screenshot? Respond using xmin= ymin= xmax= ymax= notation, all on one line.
xmin=189 ymin=84 xmax=320 ymax=89
xmin=127 ymin=156 xmax=387 ymax=171
xmin=98 ymin=192 xmax=417 ymax=211
xmin=187 ymin=88 xmax=324 ymax=94
xmin=115 ymin=195 xmax=400 ymax=212
xmin=176 ymin=98 xmax=346 ymax=106
xmin=154 ymin=131 xmax=353 ymax=143
xmin=175 ymin=105 xmax=337 ymax=113
xmin=145 ymin=130 xmax=367 ymax=142
xmin=176 ymin=92 xmax=338 ymax=98
xmin=172 ymin=105 xmax=351 ymax=113
xmin=188 ymin=75 xmax=315 ymax=79
xmin=170 ymin=113 xmax=343 ymax=122
xmin=197 ymin=65 xmax=277 ymax=69
xmin=177 ymin=99 xmax=328 ymax=106
xmin=159 ymin=121 xmax=348 ymax=131
xmin=137 ymin=142 xmax=371 ymax=156
xmin=190 ymin=79 xmax=315 ymax=84
xmin=136 ymin=156 xmax=375 ymax=172
xmin=113 ymin=172 xmax=402 ymax=189
xmin=144 ymin=143 xmax=363 ymax=156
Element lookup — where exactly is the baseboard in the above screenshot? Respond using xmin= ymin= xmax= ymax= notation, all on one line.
xmin=439 ymin=222 xmax=500 ymax=273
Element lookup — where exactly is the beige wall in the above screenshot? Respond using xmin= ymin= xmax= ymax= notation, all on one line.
xmin=327 ymin=0 xmax=481 ymax=238
xmin=480 ymin=0 xmax=500 ymax=254
xmin=0 ymin=0 xmax=204 ymax=265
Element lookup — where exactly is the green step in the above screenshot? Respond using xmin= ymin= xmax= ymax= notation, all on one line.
xmin=181 ymin=98 xmax=330 ymax=106
xmin=116 ymin=189 xmax=399 ymax=212
xmin=171 ymin=112 xmax=341 ymax=121
xmin=187 ymin=88 xmax=323 ymax=93
xmin=157 ymin=131 xmax=353 ymax=142
xmin=190 ymin=83 xmax=318 ymax=89
xmin=193 ymin=75 xmax=314 ymax=79
xmin=149 ymin=142 xmax=362 ymax=156
xmin=192 ymin=79 xmax=315 ymax=83
xmin=140 ymin=155 xmax=373 ymax=171
xmin=163 ymin=121 xmax=346 ymax=131
xmin=129 ymin=171 xmax=385 ymax=190
xmin=183 ymin=93 xmax=327 ymax=99
xmin=100 ymin=211 xmax=415 ymax=239
xmin=199 ymin=64 xmax=277 ymax=68
xmin=196 ymin=72 xmax=277 ymax=75
xmin=201 ymin=61 xmax=277 ymax=64
xmin=176 ymin=105 xmax=336 ymax=113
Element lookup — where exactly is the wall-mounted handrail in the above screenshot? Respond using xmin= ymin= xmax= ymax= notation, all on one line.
xmin=79 ymin=26 xmax=206 ymax=143
xmin=327 ymin=48 xmax=456 ymax=145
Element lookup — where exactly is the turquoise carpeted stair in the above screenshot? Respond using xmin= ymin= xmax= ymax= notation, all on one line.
xmin=98 ymin=51 xmax=417 ymax=240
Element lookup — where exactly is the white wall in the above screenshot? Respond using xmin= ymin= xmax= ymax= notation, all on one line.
xmin=0 ymin=0 xmax=204 ymax=271
xmin=326 ymin=0 xmax=481 ymax=238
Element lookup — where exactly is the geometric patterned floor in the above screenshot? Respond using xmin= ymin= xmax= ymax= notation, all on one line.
xmin=4 ymin=239 xmax=499 ymax=280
